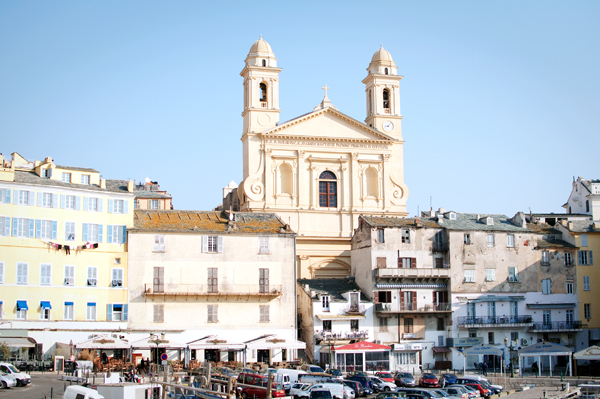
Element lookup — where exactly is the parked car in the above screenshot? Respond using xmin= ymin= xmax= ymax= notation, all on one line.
xmin=310 ymin=389 xmax=333 ymax=399
xmin=343 ymin=380 xmax=365 ymax=397
xmin=460 ymin=383 xmax=489 ymax=398
xmin=0 ymin=363 xmax=30 ymax=387
xmin=343 ymin=385 xmax=356 ymax=399
xmin=327 ymin=369 xmax=344 ymax=381
xmin=419 ymin=374 xmax=439 ymax=388
xmin=375 ymin=372 xmax=395 ymax=383
xmin=346 ymin=375 xmax=373 ymax=395
xmin=394 ymin=372 xmax=416 ymax=387
xmin=395 ymin=388 xmax=443 ymax=398
xmin=442 ymin=386 xmax=469 ymax=399
xmin=303 ymin=364 xmax=326 ymax=373
xmin=449 ymin=384 xmax=480 ymax=399
xmin=290 ymin=383 xmax=312 ymax=396
xmin=237 ymin=372 xmax=286 ymax=398
xmin=369 ymin=376 xmax=397 ymax=392
xmin=460 ymin=376 xmax=502 ymax=393
xmin=0 ymin=372 xmax=18 ymax=389
xmin=431 ymin=389 xmax=464 ymax=399
xmin=441 ymin=374 xmax=457 ymax=386
xmin=295 ymin=383 xmax=345 ymax=399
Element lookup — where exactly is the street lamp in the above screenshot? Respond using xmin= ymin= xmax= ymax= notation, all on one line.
xmin=503 ymin=337 xmax=514 ymax=378
xmin=149 ymin=332 xmax=165 ymax=369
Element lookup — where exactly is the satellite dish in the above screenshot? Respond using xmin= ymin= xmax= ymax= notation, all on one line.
xmin=144 ymin=177 xmax=151 ymax=183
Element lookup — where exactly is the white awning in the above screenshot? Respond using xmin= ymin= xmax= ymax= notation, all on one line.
xmin=0 ymin=337 xmax=35 ymax=348
xmin=245 ymin=335 xmax=306 ymax=350
xmin=130 ymin=336 xmax=186 ymax=349
xmin=187 ymin=335 xmax=244 ymax=350
xmin=76 ymin=335 xmax=131 ymax=350
xmin=574 ymin=346 xmax=600 ymax=360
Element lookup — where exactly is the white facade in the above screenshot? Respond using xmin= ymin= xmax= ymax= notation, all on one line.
xmin=563 ymin=177 xmax=600 ymax=220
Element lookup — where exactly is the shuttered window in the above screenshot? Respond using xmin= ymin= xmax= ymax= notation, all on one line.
xmin=40 ymin=264 xmax=51 ymax=285
xmin=259 ymin=305 xmax=270 ymax=323
xmin=154 ymin=235 xmax=165 ymax=252
xmin=16 ymin=263 xmax=28 ymax=284
xmin=259 ymin=268 xmax=269 ymax=293
xmin=399 ymin=258 xmax=416 ymax=268
xmin=259 ymin=236 xmax=269 ymax=254
xmin=153 ymin=305 xmax=164 ymax=323
xmin=376 ymin=257 xmax=386 ymax=268
xmin=87 ymin=267 xmax=97 ymax=286
xmin=208 ymin=305 xmax=218 ymax=323
xmin=64 ymin=265 xmax=75 ymax=286
xmin=207 ymin=268 xmax=218 ymax=293
xmin=153 ymin=267 xmax=164 ymax=293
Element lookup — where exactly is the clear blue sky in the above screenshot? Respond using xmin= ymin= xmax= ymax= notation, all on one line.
xmin=1 ymin=1 xmax=599 ymax=217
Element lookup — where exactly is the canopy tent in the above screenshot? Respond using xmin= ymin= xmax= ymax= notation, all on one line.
xmin=574 ymin=346 xmax=600 ymax=361
xmin=130 ymin=336 xmax=186 ymax=349
xmin=461 ymin=344 xmax=503 ymax=375
xmin=244 ymin=334 xmax=306 ymax=350
xmin=187 ymin=335 xmax=244 ymax=350
xmin=0 ymin=337 xmax=35 ymax=348
xmin=76 ymin=335 xmax=131 ymax=350
xmin=518 ymin=341 xmax=573 ymax=376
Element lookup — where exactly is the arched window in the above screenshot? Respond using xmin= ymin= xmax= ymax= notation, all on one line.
xmin=278 ymin=163 xmax=293 ymax=195
xmin=259 ymin=82 xmax=267 ymax=104
xmin=385 ymin=67 xmax=389 ymax=75
xmin=383 ymin=89 xmax=390 ymax=110
xmin=586 ymin=200 xmax=590 ymax=212
xmin=262 ymin=59 xmax=266 ymax=67
xmin=319 ymin=171 xmax=337 ymax=208
xmin=365 ymin=167 xmax=378 ymax=197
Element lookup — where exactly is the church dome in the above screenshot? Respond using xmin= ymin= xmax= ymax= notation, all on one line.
xmin=371 ymin=46 xmax=394 ymax=63
xmin=249 ymin=36 xmax=274 ymax=55
xmin=245 ymin=36 xmax=278 ymax=68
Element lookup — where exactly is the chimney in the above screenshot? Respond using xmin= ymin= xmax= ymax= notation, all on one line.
xmin=100 ymin=178 xmax=106 ymax=189
xmin=127 ymin=180 xmax=134 ymax=192
xmin=568 ymin=221 xmax=574 ymax=230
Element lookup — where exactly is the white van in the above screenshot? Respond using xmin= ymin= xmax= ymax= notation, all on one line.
xmin=0 ymin=363 xmax=31 ymax=387
xmin=278 ymin=368 xmax=308 ymax=384
xmin=63 ymin=385 xmax=105 ymax=399
xmin=295 ymin=383 xmax=345 ymax=399
xmin=299 ymin=374 xmax=332 ymax=384
xmin=272 ymin=370 xmax=291 ymax=393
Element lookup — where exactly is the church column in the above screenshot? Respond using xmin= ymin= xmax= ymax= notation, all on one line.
xmin=382 ymin=153 xmax=391 ymax=209
xmin=351 ymin=153 xmax=360 ymax=210
xmin=339 ymin=159 xmax=347 ymax=210
xmin=310 ymin=163 xmax=318 ymax=210
xmin=297 ymin=151 xmax=306 ymax=208
xmin=265 ymin=148 xmax=274 ymax=206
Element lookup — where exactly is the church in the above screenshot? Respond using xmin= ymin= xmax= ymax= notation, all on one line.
xmin=237 ymin=37 xmax=409 ymax=279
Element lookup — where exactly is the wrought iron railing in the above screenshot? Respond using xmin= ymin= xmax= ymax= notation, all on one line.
xmin=528 ymin=321 xmax=583 ymax=331
xmin=457 ymin=315 xmax=533 ymax=325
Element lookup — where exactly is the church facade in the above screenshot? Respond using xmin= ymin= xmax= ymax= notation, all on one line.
xmin=238 ymin=38 xmax=409 ymax=279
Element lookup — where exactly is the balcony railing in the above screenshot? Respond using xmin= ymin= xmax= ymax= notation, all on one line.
xmin=457 ymin=315 xmax=533 ymax=327
xmin=376 ymin=268 xmax=450 ymax=279
xmin=375 ymin=302 xmax=452 ymax=313
xmin=528 ymin=321 xmax=583 ymax=332
xmin=143 ymin=283 xmax=282 ymax=298
xmin=344 ymin=304 xmax=366 ymax=315
xmin=315 ymin=330 xmax=369 ymax=341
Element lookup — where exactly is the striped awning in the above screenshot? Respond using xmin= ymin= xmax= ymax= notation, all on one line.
xmin=376 ymin=284 xmax=447 ymax=289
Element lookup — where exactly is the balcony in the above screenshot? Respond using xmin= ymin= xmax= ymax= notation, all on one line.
xmin=143 ymin=283 xmax=283 ymax=299
xmin=375 ymin=302 xmax=452 ymax=314
xmin=315 ymin=330 xmax=369 ymax=342
xmin=344 ymin=304 xmax=366 ymax=315
xmin=432 ymin=242 xmax=449 ymax=253
xmin=457 ymin=315 xmax=533 ymax=328
xmin=528 ymin=321 xmax=583 ymax=332
xmin=375 ymin=267 xmax=450 ymax=282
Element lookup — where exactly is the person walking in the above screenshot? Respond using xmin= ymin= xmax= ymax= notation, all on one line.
xmin=482 ymin=362 xmax=488 ymax=376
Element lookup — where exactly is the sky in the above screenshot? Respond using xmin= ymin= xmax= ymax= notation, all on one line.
xmin=1 ymin=1 xmax=599 ymax=217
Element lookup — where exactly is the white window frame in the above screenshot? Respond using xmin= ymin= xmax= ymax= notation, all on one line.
xmin=87 ymin=266 xmax=98 ymax=287
xmin=542 ymin=250 xmax=550 ymax=265
xmin=113 ymin=199 xmax=124 ymax=213
xmin=154 ymin=304 xmax=165 ymax=323
xmin=567 ymin=282 xmax=574 ymax=294
xmin=542 ymin=279 xmax=551 ymax=294
xmin=259 ymin=236 xmax=269 ymax=254
xmin=40 ymin=219 xmax=52 ymax=240
xmin=208 ymin=236 xmax=218 ymax=253
xmin=485 ymin=268 xmax=496 ymax=282
xmin=259 ymin=305 xmax=270 ymax=323
xmin=464 ymin=233 xmax=471 ymax=245
xmin=89 ymin=197 xmax=99 ymax=212
xmin=64 ymin=302 xmax=74 ymax=320
xmin=507 ymin=234 xmax=515 ymax=248
xmin=65 ymin=195 xmax=76 ymax=210
xmin=585 ymin=304 xmax=591 ymax=319
xmin=112 ymin=304 xmax=124 ymax=321
xmin=464 ymin=270 xmax=476 ymax=283
xmin=40 ymin=304 xmax=51 ymax=320
xmin=17 ymin=190 xmax=30 ymax=205
xmin=202 ymin=236 xmax=223 ymax=253
xmin=508 ymin=267 xmax=519 ymax=282
xmin=40 ymin=263 xmax=51 ymax=286
xmin=16 ymin=262 xmax=28 ymax=285
xmin=154 ymin=235 xmax=165 ymax=252
xmin=42 ymin=169 xmax=51 ymax=178
xmin=0 ymin=261 xmax=4 ymax=284
xmin=583 ymin=276 xmax=590 ymax=291
xmin=64 ymin=265 xmax=75 ymax=286
xmin=16 ymin=302 xmax=27 ymax=320
xmin=111 ymin=268 xmax=124 ymax=287
xmin=42 ymin=192 xmax=53 ymax=208
xmin=89 ymin=223 xmax=99 ymax=242
xmin=149 ymin=199 xmax=158 ymax=210
xmin=65 ymin=221 xmax=76 ymax=241
xmin=16 ymin=218 xmax=30 ymax=237
xmin=62 ymin=172 xmax=71 ymax=183
xmin=486 ymin=234 xmax=495 ymax=247
xmin=377 ymin=228 xmax=385 ymax=243
xmin=565 ymin=252 xmax=573 ymax=266
xmin=86 ymin=303 xmax=96 ymax=321
xmin=322 ymin=295 xmax=330 ymax=312
xmin=207 ymin=304 xmax=218 ymax=323
xmin=81 ymin=174 xmax=90 ymax=185
xmin=0 ymin=216 xmax=6 ymax=237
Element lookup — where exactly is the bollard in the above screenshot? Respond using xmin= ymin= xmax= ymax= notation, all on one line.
xmin=51 ymin=387 xmax=53 ymax=399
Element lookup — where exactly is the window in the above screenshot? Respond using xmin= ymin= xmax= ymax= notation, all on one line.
xmin=38 ymin=220 xmax=53 ymax=240
xmin=507 ymin=234 xmax=515 ymax=248
xmin=349 ymin=292 xmax=360 ymax=311
xmin=382 ymin=88 xmax=390 ymax=110
xmin=153 ymin=304 xmax=164 ymax=323
xmin=566 ymin=309 xmax=574 ymax=324
xmin=84 ymin=197 xmax=101 ymax=212
xmin=0 ymin=216 xmax=6 ymax=237
xmin=464 ymin=270 xmax=476 ymax=283
xmin=380 ymin=317 xmax=388 ymax=332
xmin=508 ymin=267 xmax=519 ymax=282
xmin=259 ymin=82 xmax=267 ymax=102
xmin=153 ymin=267 xmax=164 ymax=293
xmin=351 ymin=319 xmax=359 ymax=331
xmin=65 ymin=222 xmax=76 ymax=241
xmin=487 ymin=302 xmax=496 ymax=319
xmin=111 ymin=268 xmax=123 ymax=287
xmin=318 ymin=171 xmax=337 ymax=207
xmin=108 ymin=225 xmax=126 ymax=244
xmin=278 ymin=163 xmax=293 ymax=195
xmin=259 ymin=305 xmax=270 ymax=322
xmin=107 ymin=304 xmax=127 ymax=321
xmin=323 ymin=320 xmax=332 ymax=332
xmin=208 ymin=305 xmax=218 ymax=323
xmin=485 ymin=268 xmax=496 ymax=282
xmin=583 ymin=276 xmax=590 ymax=291
xmin=510 ymin=301 xmax=518 ymax=320
xmin=40 ymin=302 xmax=51 ymax=320
xmin=64 ymin=302 xmax=74 ymax=320
xmin=150 ymin=200 xmax=158 ymax=210
xmin=377 ymin=257 xmax=386 ymax=268
xmin=62 ymin=173 xmax=71 ymax=183
xmin=377 ymin=228 xmax=385 ymax=243
xmin=578 ymin=250 xmax=593 ymax=265
xmin=42 ymin=169 xmax=51 ymax=178
xmin=202 ymin=236 xmax=223 ymax=253
xmin=581 ymin=234 xmax=588 ymax=247
xmin=437 ymin=317 xmax=445 ymax=331
xmin=17 ymin=263 xmax=28 ymax=284
xmin=585 ymin=304 xmax=591 ymax=320
xmin=567 ymin=282 xmax=574 ymax=294
xmin=16 ymin=301 xmax=27 ymax=320
xmin=87 ymin=266 xmax=97 ymax=286
xmin=83 ymin=223 xmax=103 ymax=242
xmin=259 ymin=236 xmax=269 ymax=254
xmin=259 ymin=268 xmax=270 ymax=293
xmin=401 ymin=229 xmax=410 ymax=243
xmin=399 ymin=257 xmax=415 ymax=268
xmin=0 ymin=261 xmax=4 ymax=283
xmin=543 ymin=310 xmax=551 ymax=327
xmin=154 ymin=235 xmax=165 ymax=252
xmin=64 ymin=195 xmax=76 ymax=210
xmin=435 ymin=257 xmax=444 ymax=269
xmin=13 ymin=217 xmax=33 ymax=237
xmin=486 ymin=234 xmax=495 ymax=247
xmin=64 ymin=265 xmax=75 ymax=286
xmin=112 ymin=199 xmax=124 ymax=213
xmin=404 ymin=318 xmax=414 ymax=333
xmin=365 ymin=167 xmax=378 ymax=197
xmin=376 ymin=291 xmax=392 ymax=303
xmin=511 ymin=332 xmax=519 ymax=344
xmin=542 ymin=279 xmax=551 ymax=294
xmin=322 ymin=295 xmax=330 ymax=311
xmin=0 ymin=188 xmax=7 ymax=204
xmin=41 ymin=192 xmax=53 ymax=207
xmin=17 ymin=190 xmax=30 ymax=205
xmin=87 ymin=303 xmax=96 ymax=320
xmin=541 ymin=251 xmax=550 ymax=266
xmin=207 ymin=268 xmax=218 ymax=293
xmin=134 ymin=199 xmax=140 ymax=209
xmin=468 ymin=328 xmax=477 ymax=338
xmin=488 ymin=332 xmax=495 ymax=344
xmin=40 ymin=264 xmax=51 ymax=285
xmin=565 ymin=252 xmax=573 ymax=266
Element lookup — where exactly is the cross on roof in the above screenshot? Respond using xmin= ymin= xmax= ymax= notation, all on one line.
xmin=322 ymin=85 xmax=330 ymax=99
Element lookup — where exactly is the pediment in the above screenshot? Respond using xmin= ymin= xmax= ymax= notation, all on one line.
xmin=262 ymin=107 xmax=397 ymax=143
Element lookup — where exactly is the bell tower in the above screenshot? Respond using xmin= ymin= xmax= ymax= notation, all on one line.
xmin=363 ymin=45 xmax=403 ymax=140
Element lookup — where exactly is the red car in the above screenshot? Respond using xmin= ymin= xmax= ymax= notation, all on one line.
xmin=465 ymin=382 xmax=489 ymax=398
xmin=418 ymin=373 xmax=439 ymax=387
xmin=375 ymin=372 xmax=394 ymax=383
xmin=238 ymin=372 xmax=286 ymax=398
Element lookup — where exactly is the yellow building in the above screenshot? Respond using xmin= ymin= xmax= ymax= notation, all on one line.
xmin=0 ymin=153 xmax=134 ymax=359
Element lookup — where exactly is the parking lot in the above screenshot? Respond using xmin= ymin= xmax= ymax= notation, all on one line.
xmin=0 ymin=372 xmax=80 ymax=399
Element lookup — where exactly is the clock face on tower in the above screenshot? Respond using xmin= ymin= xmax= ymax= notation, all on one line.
xmin=383 ymin=120 xmax=394 ymax=132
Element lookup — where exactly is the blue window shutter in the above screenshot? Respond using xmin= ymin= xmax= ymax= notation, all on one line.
xmin=37 ymin=192 xmax=42 ymax=207
xmin=60 ymin=195 xmax=66 ymax=209
xmin=83 ymin=197 xmax=89 ymax=211
xmin=52 ymin=193 xmax=59 ymax=208
xmin=107 ymin=304 xmax=113 ymax=321
xmin=123 ymin=200 xmax=129 ymax=214
xmin=123 ymin=304 xmax=128 ymax=321
xmin=108 ymin=199 xmax=114 ymax=213
xmin=29 ymin=191 xmax=35 ymax=206
xmin=29 ymin=219 xmax=34 ymax=238
xmin=98 ymin=198 xmax=104 ymax=212
xmin=578 ymin=251 xmax=583 ymax=265
xmin=5 ymin=188 xmax=10 ymax=204
xmin=82 ymin=223 xmax=89 ymax=242
xmin=52 ymin=221 xmax=57 ymax=240
xmin=121 ymin=226 xmax=127 ymax=244
xmin=590 ymin=251 xmax=594 ymax=265
xmin=107 ymin=225 xmax=113 ymax=243
xmin=12 ymin=218 xmax=17 ymax=236
xmin=75 ymin=196 xmax=81 ymax=211
xmin=4 ymin=217 xmax=10 ymax=236
xmin=217 ymin=236 xmax=224 ymax=253
xmin=36 ymin=220 xmax=41 ymax=238
xmin=13 ymin=190 xmax=18 ymax=204
xmin=98 ymin=224 xmax=103 ymax=242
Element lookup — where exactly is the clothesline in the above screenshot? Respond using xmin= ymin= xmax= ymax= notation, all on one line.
xmin=45 ymin=240 xmax=100 ymax=254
